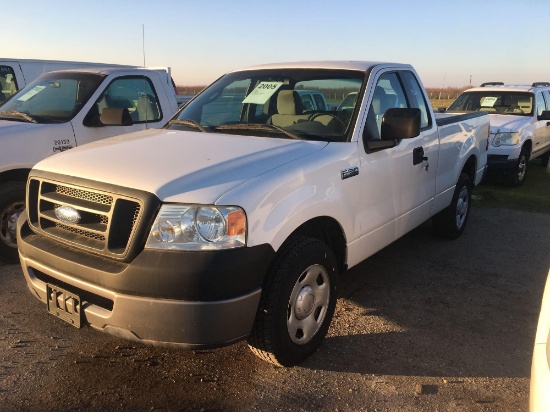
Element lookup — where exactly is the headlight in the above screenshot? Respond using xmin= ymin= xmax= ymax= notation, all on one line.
xmin=492 ymin=132 xmax=519 ymax=147
xmin=146 ymin=204 xmax=246 ymax=250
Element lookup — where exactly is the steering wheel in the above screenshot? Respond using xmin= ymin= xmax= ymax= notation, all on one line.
xmin=308 ymin=112 xmax=345 ymax=130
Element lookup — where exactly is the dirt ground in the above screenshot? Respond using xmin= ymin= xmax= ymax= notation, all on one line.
xmin=1 ymin=207 xmax=549 ymax=411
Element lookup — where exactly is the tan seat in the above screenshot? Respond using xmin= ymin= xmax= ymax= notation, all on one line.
xmin=517 ymin=98 xmax=532 ymax=114
xmin=269 ymin=90 xmax=309 ymax=127
xmin=136 ymin=94 xmax=160 ymax=122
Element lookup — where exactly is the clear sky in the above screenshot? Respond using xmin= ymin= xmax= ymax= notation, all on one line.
xmin=6 ymin=0 xmax=550 ymax=88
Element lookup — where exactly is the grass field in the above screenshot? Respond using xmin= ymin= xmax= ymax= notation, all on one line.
xmin=472 ymin=160 xmax=550 ymax=214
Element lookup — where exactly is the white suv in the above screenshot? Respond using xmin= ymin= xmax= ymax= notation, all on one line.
xmin=449 ymin=82 xmax=550 ymax=185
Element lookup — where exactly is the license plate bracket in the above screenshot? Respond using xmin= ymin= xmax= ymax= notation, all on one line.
xmin=46 ymin=284 xmax=82 ymax=328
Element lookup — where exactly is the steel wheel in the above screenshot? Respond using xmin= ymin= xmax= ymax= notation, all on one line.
xmin=287 ymin=264 xmax=330 ymax=345
xmin=0 ymin=199 xmax=24 ymax=248
xmin=455 ymin=186 xmax=469 ymax=230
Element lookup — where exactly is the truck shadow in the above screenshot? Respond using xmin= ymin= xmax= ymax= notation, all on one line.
xmin=304 ymin=208 xmax=550 ymax=378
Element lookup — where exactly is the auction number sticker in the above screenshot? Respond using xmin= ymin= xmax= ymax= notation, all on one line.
xmin=242 ymin=82 xmax=284 ymax=104
xmin=17 ymin=85 xmax=46 ymax=102
xmin=480 ymin=96 xmax=498 ymax=107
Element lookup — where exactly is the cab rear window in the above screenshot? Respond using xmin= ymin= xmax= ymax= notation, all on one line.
xmin=0 ymin=65 xmax=18 ymax=102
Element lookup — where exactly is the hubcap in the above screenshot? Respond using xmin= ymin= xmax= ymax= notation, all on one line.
xmin=455 ymin=186 xmax=469 ymax=229
xmin=0 ymin=201 xmax=25 ymax=248
xmin=287 ymin=264 xmax=330 ymax=345
xmin=517 ymin=155 xmax=526 ymax=182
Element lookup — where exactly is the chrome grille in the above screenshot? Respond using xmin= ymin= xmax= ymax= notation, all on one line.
xmin=27 ymin=178 xmax=143 ymax=258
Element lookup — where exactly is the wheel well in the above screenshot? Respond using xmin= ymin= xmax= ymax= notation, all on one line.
xmin=287 ymin=217 xmax=347 ymax=273
xmin=522 ymin=140 xmax=532 ymax=160
xmin=461 ymin=155 xmax=476 ymax=184
xmin=0 ymin=169 xmax=31 ymax=185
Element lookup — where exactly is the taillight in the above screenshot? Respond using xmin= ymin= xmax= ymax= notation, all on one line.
xmin=486 ymin=126 xmax=490 ymax=151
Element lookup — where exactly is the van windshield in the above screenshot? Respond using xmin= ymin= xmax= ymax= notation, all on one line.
xmin=166 ymin=69 xmax=365 ymax=142
xmin=448 ymin=91 xmax=534 ymax=116
xmin=0 ymin=72 xmax=104 ymax=123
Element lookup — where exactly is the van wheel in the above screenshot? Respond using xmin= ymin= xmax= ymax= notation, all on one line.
xmin=508 ymin=149 xmax=528 ymax=186
xmin=432 ymin=173 xmax=472 ymax=240
xmin=0 ymin=182 xmax=26 ymax=264
xmin=248 ymin=236 xmax=338 ymax=366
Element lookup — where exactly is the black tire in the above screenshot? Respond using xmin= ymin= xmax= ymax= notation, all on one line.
xmin=507 ymin=148 xmax=528 ymax=187
xmin=432 ymin=173 xmax=472 ymax=240
xmin=541 ymin=151 xmax=549 ymax=168
xmin=248 ymin=236 xmax=338 ymax=366
xmin=0 ymin=182 xmax=26 ymax=264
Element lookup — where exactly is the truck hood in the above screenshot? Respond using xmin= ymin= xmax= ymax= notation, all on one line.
xmin=34 ymin=129 xmax=328 ymax=204
xmin=488 ymin=114 xmax=531 ymax=134
xmin=0 ymin=119 xmax=43 ymax=133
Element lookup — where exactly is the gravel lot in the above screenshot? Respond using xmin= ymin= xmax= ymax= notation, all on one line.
xmin=1 ymin=207 xmax=549 ymax=411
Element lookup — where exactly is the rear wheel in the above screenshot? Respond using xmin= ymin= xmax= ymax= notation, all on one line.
xmin=432 ymin=173 xmax=472 ymax=240
xmin=248 ymin=236 xmax=338 ymax=366
xmin=0 ymin=182 xmax=26 ymax=264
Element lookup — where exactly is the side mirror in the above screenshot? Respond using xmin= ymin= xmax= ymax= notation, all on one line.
xmin=100 ymin=108 xmax=133 ymax=126
xmin=381 ymin=108 xmax=421 ymax=140
xmin=538 ymin=110 xmax=550 ymax=121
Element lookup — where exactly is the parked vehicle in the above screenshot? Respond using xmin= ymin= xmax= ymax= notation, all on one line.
xmin=17 ymin=61 xmax=489 ymax=366
xmin=0 ymin=67 xmax=180 ymax=262
xmin=0 ymin=59 xmax=137 ymax=102
xmin=530 ymin=269 xmax=550 ymax=412
xmin=295 ymin=89 xmax=332 ymax=111
xmin=448 ymin=83 xmax=550 ymax=185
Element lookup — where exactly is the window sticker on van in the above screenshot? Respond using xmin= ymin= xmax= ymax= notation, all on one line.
xmin=17 ymin=85 xmax=47 ymax=102
xmin=480 ymin=96 xmax=497 ymax=107
xmin=242 ymin=81 xmax=284 ymax=104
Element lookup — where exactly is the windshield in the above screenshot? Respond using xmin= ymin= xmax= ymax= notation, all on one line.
xmin=166 ymin=69 xmax=365 ymax=142
xmin=448 ymin=91 xmax=534 ymax=116
xmin=0 ymin=72 xmax=104 ymax=123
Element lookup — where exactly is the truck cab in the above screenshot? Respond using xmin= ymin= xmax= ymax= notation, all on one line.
xmin=0 ymin=67 xmax=180 ymax=262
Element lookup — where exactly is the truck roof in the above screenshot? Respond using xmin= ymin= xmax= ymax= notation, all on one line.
xmin=41 ymin=66 xmax=162 ymax=76
xmin=466 ymin=84 xmax=550 ymax=93
xmin=230 ymin=60 xmax=411 ymax=73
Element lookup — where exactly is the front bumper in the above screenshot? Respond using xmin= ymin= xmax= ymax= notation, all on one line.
xmin=486 ymin=154 xmax=518 ymax=173
xmin=18 ymin=212 xmax=275 ymax=348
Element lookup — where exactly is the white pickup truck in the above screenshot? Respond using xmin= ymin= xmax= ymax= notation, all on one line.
xmin=17 ymin=61 xmax=489 ymax=366
xmin=0 ymin=67 xmax=180 ymax=262
xmin=448 ymin=83 xmax=550 ymax=185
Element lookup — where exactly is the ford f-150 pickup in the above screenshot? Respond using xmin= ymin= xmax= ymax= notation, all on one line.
xmin=0 ymin=67 xmax=180 ymax=262
xmin=17 ymin=61 xmax=489 ymax=366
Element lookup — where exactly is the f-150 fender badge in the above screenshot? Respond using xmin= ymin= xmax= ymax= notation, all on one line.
xmin=341 ymin=167 xmax=359 ymax=180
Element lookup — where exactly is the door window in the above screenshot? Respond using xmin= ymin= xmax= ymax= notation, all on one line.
xmin=91 ymin=76 xmax=162 ymax=123
xmin=400 ymin=71 xmax=431 ymax=129
xmin=536 ymin=92 xmax=546 ymax=117
xmin=363 ymin=72 xmax=408 ymax=142
xmin=0 ymin=65 xmax=18 ymax=102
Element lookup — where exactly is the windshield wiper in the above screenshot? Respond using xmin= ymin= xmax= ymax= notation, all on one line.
xmin=0 ymin=110 xmax=38 ymax=123
xmin=168 ymin=118 xmax=210 ymax=133
xmin=215 ymin=123 xmax=303 ymax=140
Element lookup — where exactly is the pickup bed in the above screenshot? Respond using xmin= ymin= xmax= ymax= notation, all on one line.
xmin=0 ymin=67 xmax=180 ymax=262
xmin=17 ymin=61 xmax=489 ymax=366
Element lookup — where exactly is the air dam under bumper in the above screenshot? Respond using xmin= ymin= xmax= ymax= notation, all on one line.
xmin=18 ymin=214 xmax=274 ymax=349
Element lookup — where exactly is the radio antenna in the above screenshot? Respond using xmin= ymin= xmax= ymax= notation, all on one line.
xmin=142 ymin=24 xmax=146 ymax=67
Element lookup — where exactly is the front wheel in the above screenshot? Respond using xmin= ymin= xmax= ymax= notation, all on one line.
xmin=432 ymin=173 xmax=472 ymax=240
xmin=507 ymin=149 xmax=528 ymax=187
xmin=248 ymin=236 xmax=338 ymax=366
xmin=0 ymin=182 xmax=26 ymax=264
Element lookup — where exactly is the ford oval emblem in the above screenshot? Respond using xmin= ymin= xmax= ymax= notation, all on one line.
xmin=55 ymin=206 xmax=81 ymax=224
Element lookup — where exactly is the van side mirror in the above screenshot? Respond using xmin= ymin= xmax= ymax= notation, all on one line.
xmin=100 ymin=108 xmax=133 ymax=126
xmin=381 ymin=108 xmax=421 ymax=140
xmin=538 ymin=110 xmax=550 ymax=121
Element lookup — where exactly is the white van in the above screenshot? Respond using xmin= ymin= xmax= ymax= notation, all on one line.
xmin=0 ymin=59 xmax=137 ymax=102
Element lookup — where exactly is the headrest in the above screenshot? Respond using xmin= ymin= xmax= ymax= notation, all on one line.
xmin=277 ymin=90 xmax=303 ymax=115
